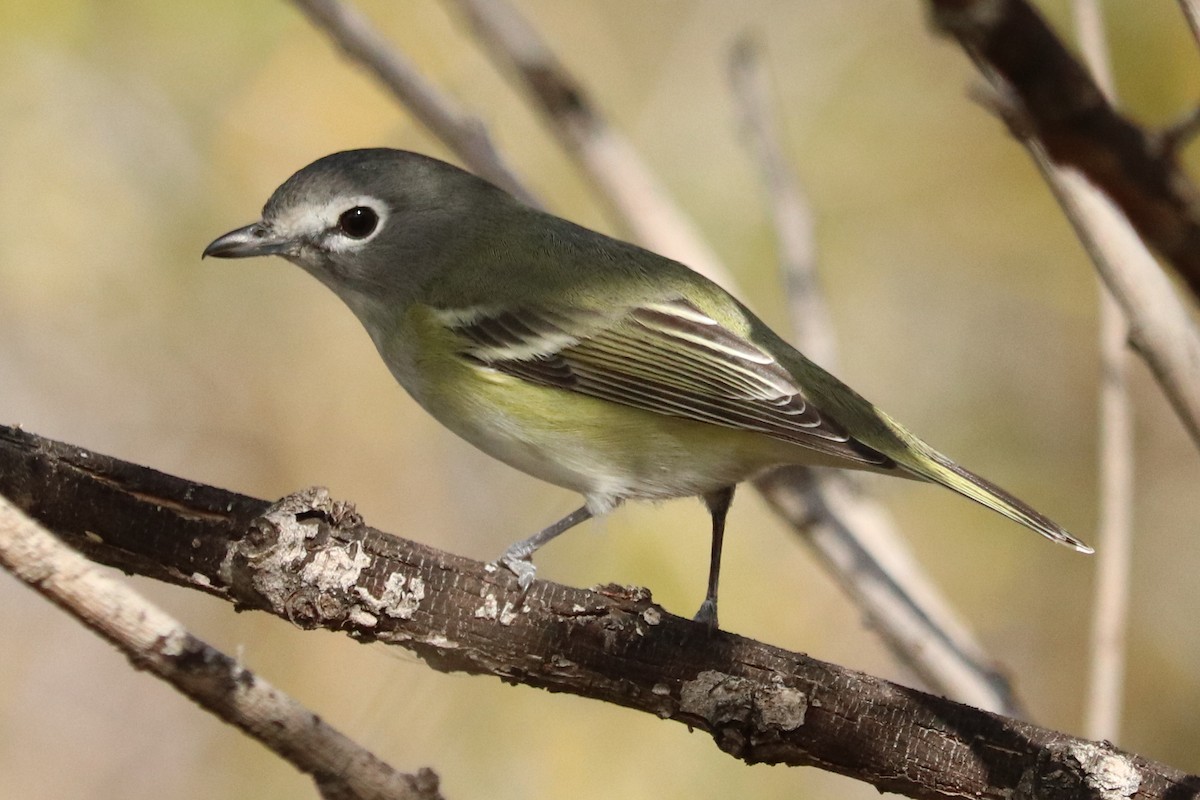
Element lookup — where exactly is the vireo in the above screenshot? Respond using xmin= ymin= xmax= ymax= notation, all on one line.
xmin=204 ymin=148 xmax=1090 ymax=629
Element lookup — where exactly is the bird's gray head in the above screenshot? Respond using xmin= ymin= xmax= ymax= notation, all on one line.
xmin=203 ymin=149 xmax=512 ymax=309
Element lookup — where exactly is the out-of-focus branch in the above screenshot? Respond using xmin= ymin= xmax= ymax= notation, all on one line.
xmin=0 ymin=493 xmax=441 ymax=800
xmin=1071 ymin=0 xmax=1134 ymax=744
xmin=290 ymin=0 xmax=536 ymax=207
xmin=1041 ymin=149 xmax=1200 ymax=440
xmin=1179 ymin=0 xmax=1200 ymax=49
xmin=729 ymin=38 xmax=836 ymax=370
xmin=728 ymin=38 xmax=1021 ymax=716
xmin=443 ymin=0 xmax=730 ymax=289
xmin=929 ymin=0 xmax=1200 ymax=304
xmin=1088 ymin=266 xmax=1135 ymax=744
xmin=440 ymin=0 xmax=1028 ymax=714
xmin=5 ymin=426 xmax=1200 ymax=800
xmin=950 ymin=0 xmax=1200 ymax=450
xmin=752 ymin=467 xmax=1022 ymax=714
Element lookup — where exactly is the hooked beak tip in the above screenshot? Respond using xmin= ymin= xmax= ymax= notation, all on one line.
xmin=202 ymin=222 xmax=287 ymax=260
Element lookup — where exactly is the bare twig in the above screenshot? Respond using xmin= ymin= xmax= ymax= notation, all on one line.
xmin=1046 ymin=149 xmax=1200 ymax=434
xmin=1087 ymin=287 xmax=1135 ymax=742
xmin=753 ymin=467 xmax=1022 ymax=714
xmin=1179 ymin=0 xmax=1200 ymax=50
xmin=0 ymin=492 xmax=442 ymax=800
xmin=1156 ymin=105 xmax=1200 ymax=158
xmin=945 ymin=0 xmax=1200 ymax=450
xmin=1072 ymin=1 xmax=1116 ymax=104
xmin=929 ymin=0 xmax=1200 ymax=305
xmin=728 ymin=37 xmax=837 ymax=370
xmin=289 ymin=0 xmax=536 ymax=207
xmin=444 ymin=0 xmax=730 ymax=288
xmin=5 ymin=426 xmax=1200 ymax=800
xmin=1072 ymin=0 xmax=1134 ymax=744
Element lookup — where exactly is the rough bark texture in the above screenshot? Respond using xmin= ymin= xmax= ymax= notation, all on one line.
xmin=928 ymin=0 xmax=1200 ymax=303
xmin=0 ymin=494 xmax=442 ymax=800
xmin=2 ymin=424 xmax=1197 ymax=799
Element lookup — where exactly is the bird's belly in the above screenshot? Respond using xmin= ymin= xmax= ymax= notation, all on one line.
xmin=413 ymin=361 xmax=795 ymax=507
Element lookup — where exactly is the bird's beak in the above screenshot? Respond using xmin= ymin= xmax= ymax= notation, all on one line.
xmin=202 ymin=221 xmax=292 ymax=259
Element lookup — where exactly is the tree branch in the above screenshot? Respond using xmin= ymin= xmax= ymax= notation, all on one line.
xmin=955 ymin=5 xmax=1200 ymax=452
xmin=928 ymin=0 xmax=1200 ymax=304
xmin=980 ymin=82 xmax=1200 ymax=455
xmin=1178 ymin=0 xmax=1200 ymax=50
xmin=0 ymin=491 xmax=441 ymax=800
xmin=729 ymin=37 xmax=836 ymax=370
xmin=444 ymin=0 xmax=730 ymax=286
xmin=289 ymin=0 xmax=536 ymax=207
xmin=1070 ymin=0 xmax=1134 ymax=744
xmin=3 ymin=424 xmax=1198 ymax=799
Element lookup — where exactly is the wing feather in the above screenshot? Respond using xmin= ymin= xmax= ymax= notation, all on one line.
xmin=443 ymin=298 xmax=894 ymax=468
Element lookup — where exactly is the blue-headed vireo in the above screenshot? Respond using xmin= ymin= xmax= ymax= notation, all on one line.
xmin=204 ymin=149 xmax=1090 ymax=629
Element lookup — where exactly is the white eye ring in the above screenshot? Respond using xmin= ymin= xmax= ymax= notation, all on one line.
xmin=323 ymin=197 xmax=388 ymax=251
xmin=267 ymin=194 xmax=388 ymax=253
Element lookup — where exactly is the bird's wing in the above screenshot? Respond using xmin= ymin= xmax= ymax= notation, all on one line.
xmin=440 ymin=297 xmax=895 ymax=469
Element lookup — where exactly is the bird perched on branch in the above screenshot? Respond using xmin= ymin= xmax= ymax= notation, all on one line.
xmin=205 ymin=148 xmax=1090 ymax=629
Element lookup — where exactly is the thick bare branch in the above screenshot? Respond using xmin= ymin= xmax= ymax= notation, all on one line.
xmin=0 ymin=492 xmax=441 ymax=800
xmin=3 ymin=425 xmax=1198 ymax=799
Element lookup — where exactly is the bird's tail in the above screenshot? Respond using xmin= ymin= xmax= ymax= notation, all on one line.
xmin=904 ymin=448 xmax=1093 ymax=554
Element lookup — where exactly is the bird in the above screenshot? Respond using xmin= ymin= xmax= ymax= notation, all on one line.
xmin=203 ymin=148 xmax=1090 ymax=629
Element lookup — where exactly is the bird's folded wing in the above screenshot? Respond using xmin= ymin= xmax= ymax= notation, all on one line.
xmin=441 ymin=297 xmax=894 ymax=468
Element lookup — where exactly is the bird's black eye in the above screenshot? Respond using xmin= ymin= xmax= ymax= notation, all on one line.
xmin=337 ymin=206 xmax=379 ymax=239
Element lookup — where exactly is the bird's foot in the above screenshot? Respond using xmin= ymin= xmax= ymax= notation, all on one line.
xmin=692 ymin=599 xmax=719 ymax=633
xmin=498 ymin=546 xmax=538 ymax=592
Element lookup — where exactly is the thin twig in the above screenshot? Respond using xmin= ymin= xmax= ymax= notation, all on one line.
xmin=984 ymin=75 xmax=1187 ymax=740
xmin=929 ymin=0 xmax=1200 ymax=304
xmin=753 ymin=467 xmax=1023 ymax=714
xmin=290 ymin=0 xmax=536 ymax=207
xmin=729 ymin=36 xmax=837 ymax=370
xmin=965 ymin=70 xmax=1200 ymax=456
xmin=0 ymin=493 xmax=442 ymax=800
xmin=1179 ymin=0 xmax=1200 ymax=49
xmin=1087 ymin=287 xmax=1135 ymax=742
xmin=444 ymin=0 xmax=731 ymax=289
xmin=1072 ymin=0 xmax=1134 ymax=744
xmin=1038 ymin=145 xmax=1200 ymax=444
xmin=1157 ymin=105 xmax=1200 ymax=158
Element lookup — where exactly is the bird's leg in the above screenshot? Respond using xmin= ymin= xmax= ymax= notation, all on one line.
xmin=694 ymin=486 xmax=736 ymax=631
xmin=499 ymin=505 xmax=593 ymax=591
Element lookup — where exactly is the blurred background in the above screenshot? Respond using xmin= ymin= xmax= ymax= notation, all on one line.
xmin=3 ymin=1 xmax=1199 ymax=797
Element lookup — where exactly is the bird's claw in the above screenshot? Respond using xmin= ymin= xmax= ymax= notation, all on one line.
xmin=499 ymin=550 xmax=537 ymax=592
xmin=693 ymin=599 xmax=719 ymax=633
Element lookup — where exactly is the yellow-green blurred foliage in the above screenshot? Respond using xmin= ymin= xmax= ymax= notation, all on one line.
xmin=3 ymin=1 xmax=1199 ymax=797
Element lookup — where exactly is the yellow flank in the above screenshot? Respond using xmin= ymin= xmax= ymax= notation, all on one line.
xmin=401 ymin=303 xmax=815 ymax=505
